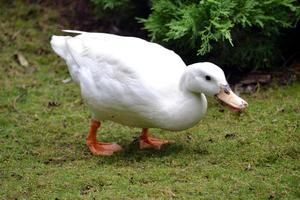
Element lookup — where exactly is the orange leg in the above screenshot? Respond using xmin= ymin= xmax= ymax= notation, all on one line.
xmin=86 ymin=119 xmax=122 ymax=156
xmin=139 ymin=128 xmax=170 ymax=150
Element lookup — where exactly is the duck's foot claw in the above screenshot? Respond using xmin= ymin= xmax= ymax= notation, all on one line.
xmin=87 ymin=141 xmax=122 ymax=156
xmin=139 ymin=137 xmax=170 ymax=150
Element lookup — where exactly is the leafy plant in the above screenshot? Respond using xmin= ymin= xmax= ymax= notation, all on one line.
xmin=91 ymin=0 xmax=300 ymax=69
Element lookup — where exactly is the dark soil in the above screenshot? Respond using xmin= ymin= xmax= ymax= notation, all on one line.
xmin=27 ymin=0 xmax=149 ymax=38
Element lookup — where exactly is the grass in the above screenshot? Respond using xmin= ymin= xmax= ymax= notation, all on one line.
xmin=0 ymin=1 xmax=299 ymax=199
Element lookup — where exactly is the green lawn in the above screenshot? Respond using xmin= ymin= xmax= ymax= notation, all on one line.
xmin=1 ymin=1 xmax=299 ymax=199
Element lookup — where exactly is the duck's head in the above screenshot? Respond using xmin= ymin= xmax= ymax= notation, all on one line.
xmin=181 ymin=62 xmax=248 ymax=112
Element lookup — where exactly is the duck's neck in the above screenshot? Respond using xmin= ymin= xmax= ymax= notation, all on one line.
xmin=179 ymin=67 xmax=199 ymax=95
xmin=162 ymin=91 xmax=207 ymax=131
xmin=155 ymin=70 xmax=206 ymax=131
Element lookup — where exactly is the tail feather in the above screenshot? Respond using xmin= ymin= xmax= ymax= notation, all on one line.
xmin=62 ymin=30 xmax=87 ymax=34
xmin=50 ymin=35 xmax=70 ymax=59
xmin=50 ymin=35 xmax=81 ymax=84
xmin=50 ymin=30 xmax=86 ymax=58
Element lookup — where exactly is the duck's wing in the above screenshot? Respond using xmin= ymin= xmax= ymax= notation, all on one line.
xmin=65 ymin=32 xmax=186 ymax=91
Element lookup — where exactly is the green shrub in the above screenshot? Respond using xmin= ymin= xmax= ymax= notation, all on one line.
xmin=91 ymin=0 xmax=300 ymax=70
xmin=142 ymin=0 xmax=300 ymax=69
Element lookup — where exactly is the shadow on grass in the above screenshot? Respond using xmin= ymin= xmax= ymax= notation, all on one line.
xmin=96 ymin=142 xmax=186 ymax=164
xmin=42 ymin=131 xmax=210 ymax=166
xmin=82 ymin=139 xmax=211 ymax=167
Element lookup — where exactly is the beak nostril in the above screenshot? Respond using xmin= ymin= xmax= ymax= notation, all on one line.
xmin=224 ymin=89 xmax=230 ymax=95
xmin=222 ymin=84 xmax=231 ymax=95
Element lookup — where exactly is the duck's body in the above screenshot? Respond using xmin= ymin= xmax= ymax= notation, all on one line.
xmin=51 ymin=30 xmax=247 ymax=155
xmin=51 ymin=32 xmax=207 ymax=131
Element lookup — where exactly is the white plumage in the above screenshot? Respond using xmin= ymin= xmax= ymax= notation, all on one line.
xmin=50 ymin=30 xmax=248 ymax=155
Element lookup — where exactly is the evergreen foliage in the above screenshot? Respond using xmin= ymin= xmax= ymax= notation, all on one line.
xmin=91 ymin=0 xmax=300 ymax=69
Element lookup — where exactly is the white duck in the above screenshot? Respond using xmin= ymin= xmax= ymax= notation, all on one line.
xmin=50 ymin=30 xmax=248 ymax=156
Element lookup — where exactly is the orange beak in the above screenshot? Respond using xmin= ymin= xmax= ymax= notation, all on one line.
xmin=216 ymin=85 xmax=248 ymax=112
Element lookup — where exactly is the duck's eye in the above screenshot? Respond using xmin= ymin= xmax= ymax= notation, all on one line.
xmin=205 ymin=75 xmax=211 ymax=81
